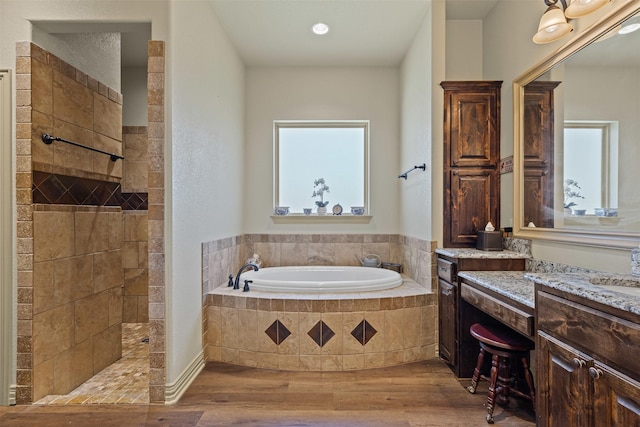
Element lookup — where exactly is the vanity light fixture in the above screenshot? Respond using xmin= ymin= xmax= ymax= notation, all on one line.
xmin=312 ymin=22 xmax=330 ymax=35
xmin=533 ymin=0 xmax=611 ymax=44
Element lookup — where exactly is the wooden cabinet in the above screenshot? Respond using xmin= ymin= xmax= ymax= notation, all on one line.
xmin=437 ymin=252 xmax=526 ymax=377
xmin=536 ymin=287 xmax=640 ymax=426
xmin=441 ymin=81 xmax=502 ymax=248
xmin=523 ymin=81 xmax=560 ymax=229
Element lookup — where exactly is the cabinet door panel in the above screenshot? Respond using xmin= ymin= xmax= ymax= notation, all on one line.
xmin=438 ymin=279 xmax=457 ymax=365
xmin=448 ymin=170 xmax=498 ymax=246
xmin=537 ymin=331 xmax=593 ymax=427
xmin=592 ymin=363 xmax=640 ymax=426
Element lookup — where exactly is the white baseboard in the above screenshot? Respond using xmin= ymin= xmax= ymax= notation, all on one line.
xmin=164 ymin=350 xmax=205 ymax=405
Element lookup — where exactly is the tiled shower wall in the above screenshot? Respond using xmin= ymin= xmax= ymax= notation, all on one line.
xmin=16 ymin=42 xmax=124 ymax=403
xmin=122 ymin=126 xmax=149 ymax=323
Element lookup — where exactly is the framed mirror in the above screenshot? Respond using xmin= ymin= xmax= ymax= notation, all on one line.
xmin=513 ymin=2 xmax=640 ymax=249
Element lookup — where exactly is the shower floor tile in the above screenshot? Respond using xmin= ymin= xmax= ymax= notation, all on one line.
xmin=35 ymin=323 xmax=149 ymax=405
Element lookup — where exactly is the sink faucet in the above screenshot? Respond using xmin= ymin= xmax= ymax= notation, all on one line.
xmin=233 ymin=263 xmax=259 ymax=289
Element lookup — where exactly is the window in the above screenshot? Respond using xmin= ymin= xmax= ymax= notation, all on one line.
xmin=563 ymin=121 xmax=618 ymax=214
xmin=274 ymin=121 xmax=369 ymax=214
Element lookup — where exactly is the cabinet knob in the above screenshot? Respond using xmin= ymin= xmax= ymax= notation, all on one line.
xmin=441 ymin=287 xmax=453 ymax=296
xmin=572 ymin=358 xmax=586 ymax=368
xmin=589 ymin=367 xmax=603 ymax=380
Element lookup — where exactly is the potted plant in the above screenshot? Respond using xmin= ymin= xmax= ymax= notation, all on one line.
xmin=312 ymin=178 xmax=330 ymax=215
xmin=564 ymin=178 xmax=584 ymax=214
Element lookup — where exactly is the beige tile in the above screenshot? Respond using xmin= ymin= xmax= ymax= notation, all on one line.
xmin=321 ymin=313 xmax=343 ymax=355
xmin=33 ymin=358 xmax=54 ymax=402
xmin=384 ymin=350 xmax=404 ymax=367
xmin=51 ymin=119 xmax=94 ymax=171
xmin=384 ymin=309 xmax=404 ymax=352
xmin=123 ymin=132 xmax=148 ymax=161
xmin=138 ymin=242 xmax=149 ymax=269
xmin=33 ymin=261 xmax=54 ymax=315
xmin=123 ymin=296 xmax=138 ymax=323
xmin=93 ymin=250 xmax=123 ymax=292
xmin=52 ymin=338 xmax=93 ymax=395
xmin=421 ymin=305 xmax=437 ymax=347
xmin=403 ymin=307 xmax=422 ymax=349
xmin=74 ymin=291 xmax=109 ymax=344
xmin=124 ymin=268 xmax=148 ymax=295
xmin=342 ymin=353 xmax=365 ymax=370
xmin=33 ymin=303 xmax=75 ymax=366
xmin=31 ymin=110 xmax=54 ymax=165
xmin=94 ymin=93 xmax=122 ymax=141
xmin=219 ymin=307 xmax=239 ymax=349
xmin=108 ymin=286 xmax=124 ymax=326
xmin=308 ymin=243 xmax=335 ymax=265
xmin=403 ymin=346 xmax=425 ymax=364
xmin=321 ymin=354 xmax=343 ymax=371
xmin=278 ymin=354 xmax=300 ymax=370
xmin=31 ymin=58 xmax=53 ymax=115
xmin=123 ymin=213 xmax=148 ymax=242
xmin=335 ymin=243 xmax=363 ymax=266
xmin=94 ymin=324 xmax=122 ymax=372
xmin=255 ymin=352 xmax=279 ymax=369
xmin=137 ymin=296 xmax=149 ymax=322
xmin=33 ymin=211 xmax=75 ymax=262
xmin=52 ymin=70 xmax=93 ymax=130
xmin=237 ymin=309 xmax=257 ymax=351
xmin=299 ymin=354 xmax=322 ymax=371
xmin=252 ymin=242 xmax=281 ymax=267
xmin=342 ymin=312 xmax=365 ymax=355
xmin=207 ymin=307 xmax=221 ymax=347
xmin=122 ymin=242 xmax=140 ymax=269
xmin=277 ymin=311 xmax=299 ymax=355
xmin=363 ymin=311 xmax=386 ymax=354
xmin=256 ymin=310 xmax=278 ymax=353
xmin=54 ymin=254 xmax=94 ymax=306
xmin=298 ymin=312 xmax=322 ymax=355
xmin=108 ymin=211 xmax=123 ymax=251
xmin=92 ymin=133 xmax=123 ymax=177
xmin=74 ymin=211 xmax=110 ymax=255
xmin=123 ymin=161 xmax=148 ymax=192
xmin=280 ymin=243 xmax=308 ymax=266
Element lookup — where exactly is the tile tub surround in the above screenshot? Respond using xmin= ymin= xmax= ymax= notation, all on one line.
xmin=206 ymin=278 xmax=436 ymax=371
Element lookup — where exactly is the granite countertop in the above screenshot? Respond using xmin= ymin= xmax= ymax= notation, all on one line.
xmin=435 ymin=248 xmax=531 ymax=259
xmin=457 ymin=271 xmax=535 ymax=309
xmin=525 ymin=272 xmax=640 ymax=316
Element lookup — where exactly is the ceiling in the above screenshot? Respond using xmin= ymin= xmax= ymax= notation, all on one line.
xmin=209 ymin=0 xmax=498 ymax=67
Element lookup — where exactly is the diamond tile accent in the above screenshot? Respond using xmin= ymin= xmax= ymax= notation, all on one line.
xmin=121 ymin=192 xmax=149 ymax=210
xmin=265 ymin=320 xmax=291 ymax=345
xmin=351 ymin=320 xmax=377 ymax=346
xmin=307 ymin=320 xmax=335 ymax=347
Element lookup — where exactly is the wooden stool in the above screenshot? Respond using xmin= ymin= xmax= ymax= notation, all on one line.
xmin=467 ymin=323 xmax=535 ymax=424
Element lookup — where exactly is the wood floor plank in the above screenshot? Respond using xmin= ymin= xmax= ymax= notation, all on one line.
xmin=0 ymin=360 xmax=535 ymax=426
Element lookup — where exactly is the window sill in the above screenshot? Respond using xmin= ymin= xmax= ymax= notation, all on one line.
xmin=270 ymin=214 xmax=373 ymax=224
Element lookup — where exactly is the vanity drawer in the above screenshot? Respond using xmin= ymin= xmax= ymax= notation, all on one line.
xmin=461 ymin=284 xmax=534 ymax=338
xmin=437 ymin=258 xmax=456 ymax=283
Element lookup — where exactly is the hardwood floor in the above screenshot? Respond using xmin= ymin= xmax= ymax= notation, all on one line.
xmin=0 ymin=360 xmax=535 ymax=426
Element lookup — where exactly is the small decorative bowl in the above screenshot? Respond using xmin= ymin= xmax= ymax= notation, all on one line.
xmin=573 ymin=209 xmax=586 ymax=216
xmin=604 ymin=208 xmax=618 ymax=217
xmin=351 ymin=206 xmax=365 ymax=215
xmin=594 ymin=208 xmax=605 ymax=217
xmin=274 ymin=206 xmax=289 ymax=215
xmin=303 ymin=208 xmax=312 ymax=215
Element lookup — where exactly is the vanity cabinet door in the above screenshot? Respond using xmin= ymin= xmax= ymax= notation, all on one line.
xmin=592 ymin=363 xmax=640 ymax=426
xmin=537 ymin=331 xmax=594 ymax=427
xmin=438 ymin=278 xmax=457 ymax=366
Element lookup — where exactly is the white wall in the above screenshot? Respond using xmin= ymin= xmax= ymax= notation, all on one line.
xmin=244 ymin=67 xmax=400 ymax=234
xmin=445 ymin=20 xmax=483 ymax=80
xmin=167 ymin=0 xmax=245 ymax=383
xmin=482 ymin=0 xmax=635 ymax=272
xmin=122 ymin=66 xmax=148 ymax=126
xmin=399 ymin=6 xmax=434 ymax=241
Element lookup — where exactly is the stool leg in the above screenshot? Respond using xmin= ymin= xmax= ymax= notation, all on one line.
xmin=486 ymin=353 xmax=500 ymax=424
xmin=496 ymin=356 xmax=511 ymax=406
xmin=467 ymin=347 xmax=486 ymax=394
xmin=520 ymin=356 xmax=536 ymax=410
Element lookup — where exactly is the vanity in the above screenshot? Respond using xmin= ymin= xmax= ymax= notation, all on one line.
xmin=448 ymin=267 xmax=640 ymax=425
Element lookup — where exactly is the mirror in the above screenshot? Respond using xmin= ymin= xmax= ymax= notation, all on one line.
xmin=514 ymin=3 xmax=640 ymax=249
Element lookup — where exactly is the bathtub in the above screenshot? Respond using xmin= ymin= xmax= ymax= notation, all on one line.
xmin=239 ymin=266 xmax=403 ymax=293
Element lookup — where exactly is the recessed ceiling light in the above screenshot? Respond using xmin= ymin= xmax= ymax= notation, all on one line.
xmin=619 ymin=22 xmax=640 ymax=35
xmin=312 ymin=22 xmax=329 ymax=35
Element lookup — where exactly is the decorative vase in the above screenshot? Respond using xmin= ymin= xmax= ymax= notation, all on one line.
xmin=317 ymin=206 xmax=327 ymax=215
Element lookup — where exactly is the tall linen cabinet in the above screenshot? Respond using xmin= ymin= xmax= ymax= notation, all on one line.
xmin=441 ymin=81 xmax=502 ymax=248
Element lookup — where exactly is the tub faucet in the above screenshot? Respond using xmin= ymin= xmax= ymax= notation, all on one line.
xmin=233 ymin=263 xmax=259 ymax=289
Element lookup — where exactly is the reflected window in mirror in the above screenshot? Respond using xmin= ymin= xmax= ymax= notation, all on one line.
xmin=564 ymin=121 xmax=619 ymax=216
